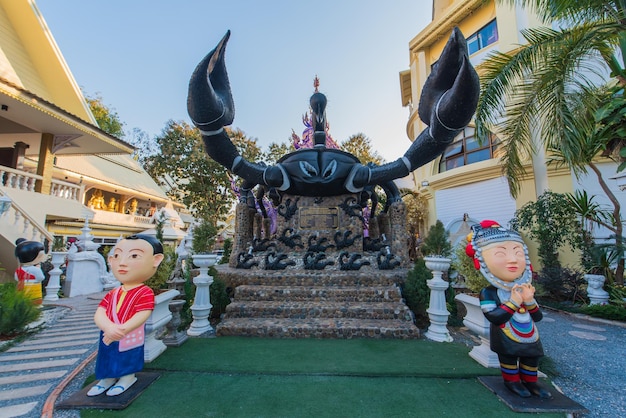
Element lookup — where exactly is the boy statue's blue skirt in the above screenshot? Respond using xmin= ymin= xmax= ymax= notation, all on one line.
xmin=94 ymin=331 xmax=145 ymax=379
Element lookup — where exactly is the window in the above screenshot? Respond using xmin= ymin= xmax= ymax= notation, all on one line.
xmin=467 ymin=20 xmax=498 ymax=55
xmin=438 ymin=127 xmax=500 ymax=173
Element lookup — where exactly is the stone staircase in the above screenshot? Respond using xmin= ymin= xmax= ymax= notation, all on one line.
xmin=215 ymin=267 xmax=420 ymax=339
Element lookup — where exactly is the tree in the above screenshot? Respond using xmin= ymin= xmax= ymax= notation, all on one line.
xmin=126 ymin=127 xmax=159 ymax=164
xmin=340 ymin=133 xmax=385 ymax=166
xmin=264 ymin=141 xmax=295 ymax=165
xmin=86 ymin=94 xmax=125 ymax=138
xmin=420 ymin=220 xmax=452 ymax=257
xmin=143 ymin=121 xmax=262 ymax=222
xmin=511 ymin=191 xmax=581 ymax=270
xmin=475 ymin=0 xmax=626 ymax=285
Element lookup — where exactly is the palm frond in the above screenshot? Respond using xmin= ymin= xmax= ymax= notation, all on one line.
xmin=498 ymin=0 xmax=624 ymax=25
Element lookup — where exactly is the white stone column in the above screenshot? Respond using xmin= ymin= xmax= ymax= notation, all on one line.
xmin=424 ymin=256 xmax=453 ymax=342
xmin=187 ymin=254 xmax=218 ymax=337
xmin=44 ymin=252 xmax=65 ymax=301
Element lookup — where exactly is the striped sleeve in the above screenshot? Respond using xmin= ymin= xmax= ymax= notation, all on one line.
xmin=119 ymin=285 xmax=155 ymax=322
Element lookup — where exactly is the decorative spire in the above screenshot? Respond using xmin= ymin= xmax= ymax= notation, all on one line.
xmin=313 ymin=76 xmax=320 ymax=93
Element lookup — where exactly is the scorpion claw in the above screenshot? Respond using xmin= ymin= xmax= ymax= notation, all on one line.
xmin=187 ymin=30 xmax=234 ymax=132
xmin=418 ymin=27 xmax=479 ymax=137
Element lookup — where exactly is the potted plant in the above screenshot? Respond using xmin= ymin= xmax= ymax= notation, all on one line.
xmin=452 ymin=238 xmax=498 ymax=367
xmin=188 ymin=219 xmax=219 ymax=337
xmin=420 ymin=220 xmax=452 ymax=260
xmin=421 ymin=220 xmax=453 ymax=342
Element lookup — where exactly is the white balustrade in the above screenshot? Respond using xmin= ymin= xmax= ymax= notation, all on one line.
xmin=0 ymin=195 xmax=53 ymax=247
xmin=50 ymin=179 xmax=82 ymax=201
xmin=1 ymin=167 xmax=41 ymax=191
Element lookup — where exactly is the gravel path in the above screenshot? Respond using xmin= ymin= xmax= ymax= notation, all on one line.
xmin=536 ymin=308 xmax=626 ymax=417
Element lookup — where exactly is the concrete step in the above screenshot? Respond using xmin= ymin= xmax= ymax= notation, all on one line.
xmin=0 ymin=370 xmax=66 ymax=385
xmin=0 ymin=383 xmax=52 ymax=401
xmin=0 ymin=358 xmax=78 ymax=373
xmin=216 ymin=317 xmax=420 ymax=339
xmin=0 ymin=401 xmax=38 ymax=417
xmin=225 ymin=300 xmax=415 ymax=321
xmin=233 ymin=285 xmax=403 ymax=302
xmin=0 ymin=348 xmax=88 ymax=362
xmin=219 ymin=268 xmax=409 ymax=288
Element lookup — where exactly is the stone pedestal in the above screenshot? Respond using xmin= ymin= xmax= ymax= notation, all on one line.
xmin=424 ymin=256 xmax=453 ymax=343
xmin=188 ymin=254 xmax=218 ymax=337
xmin=585 ymin=274 xmax=610 ymax=305
xmin=455 ymin=293 xmax=499 ymax=367
xmin=144 ymin=289 xmax=179 ymax=362
xmin=163 ymin=299 xmax=188 ymax=347
xmin=44 ymin=252 xmax=65 ymax=302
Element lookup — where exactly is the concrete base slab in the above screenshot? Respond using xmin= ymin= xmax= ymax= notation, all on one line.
xmin=56 ymin=372 xmax=160 ymax=410
xmin=478 ymin=376 xmax=588 ymax=414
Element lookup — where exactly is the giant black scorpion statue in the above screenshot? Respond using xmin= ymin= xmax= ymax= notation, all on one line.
xmin=187 ymin=28 xmax=479 ymax=205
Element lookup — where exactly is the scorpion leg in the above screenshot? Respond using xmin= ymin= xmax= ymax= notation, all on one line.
xmin=187 ymin=31 xmax=288 ymax=190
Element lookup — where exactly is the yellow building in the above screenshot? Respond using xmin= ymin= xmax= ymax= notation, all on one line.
xmin=0 ymin=0 xmax=187 ymax=280
xmin=399 ymin=0 xmax=625 ymax=268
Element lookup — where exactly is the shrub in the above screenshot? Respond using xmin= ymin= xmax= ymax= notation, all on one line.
xmin=210 ymin=276 xmax=231 ymax=319
xmin=192 ymin=220 xmax=217 ymax=254
xmin=0 ymin=283 xmax=41 ymax=338
xmin=402 ymin=259 xmax=431 ymax=329
xmin=608 ymin=283 xmax=626 ymax=306
xmin=536 ymin=267 xmax=586 ymax=303
xmin=581 ymin=304 xmax=626 ymax=321
xmin=511 ymin=191 xmax=580 ymax=270
xmin=180 ymin=266 xmax=231 ymax=328
xmin=219 ymin=238 xmax=233 ymax=265
xmin=452 ymin=239 xmax=489 ymax=293
xmin=145 ymin=244 xmax=177 ymax=292
xmin=420 ymin=220 xmax=451 ymax=257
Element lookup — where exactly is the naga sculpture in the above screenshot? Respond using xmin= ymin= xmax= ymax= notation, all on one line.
xmin=187 ymin=28 xmax=479 ymax=204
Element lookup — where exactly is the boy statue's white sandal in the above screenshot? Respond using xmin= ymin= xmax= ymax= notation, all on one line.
xmin=86 ymin=378 xmax=116 ymax=397
xmin=106 ymin=376 xmax=138 ymax=396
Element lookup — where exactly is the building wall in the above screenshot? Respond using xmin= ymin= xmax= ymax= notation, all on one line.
xmin=402 ymin=0 xmax=625 ymax=271
xmin=0 ymin=0 xmax=96 ymax=124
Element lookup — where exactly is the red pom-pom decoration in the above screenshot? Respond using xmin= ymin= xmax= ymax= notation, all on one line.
xmin=479 ymin=219 xmax=500 ymax=228
xmin=473 ymin=258 xmax=481 ymax=270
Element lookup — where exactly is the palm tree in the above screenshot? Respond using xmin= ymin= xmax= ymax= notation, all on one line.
xmin=475 ymin=0 xmax=626 ymax=284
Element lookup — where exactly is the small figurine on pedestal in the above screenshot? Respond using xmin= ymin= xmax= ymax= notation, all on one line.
xmin=466 ymin=220 xmax=552 ymax=399
xmin=585 ymin=274 xmax=610 ymax=305
xmin=14 ymin=238 xmax=46 ymax=305
xmin=86 ymin=234 xmax=164 ymax=397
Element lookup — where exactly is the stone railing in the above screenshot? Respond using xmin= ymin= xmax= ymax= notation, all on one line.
xmin=0 ymin=165 xmax=41 ymax=192
xmin=0 ymin=190 xmax=53 ymax=245
xmin=51 ymin=178 xmax=83 ymax=201
xmin=90 ymin=210 xmax=154 ymax=228
xmin=0 ymin=165 xmax=84 ymax=202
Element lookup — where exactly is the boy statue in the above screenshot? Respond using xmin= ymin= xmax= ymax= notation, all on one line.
xmin=14 ymin=238 xmax=46 ymax=305
xmin=466 ymin=220 xmax=552 ymax=399
xmin=87 ymin=234 xmax=164 ymax=397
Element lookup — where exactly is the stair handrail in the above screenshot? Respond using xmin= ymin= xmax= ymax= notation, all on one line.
xmin=0 ymin=189 xmax=54 ymax=246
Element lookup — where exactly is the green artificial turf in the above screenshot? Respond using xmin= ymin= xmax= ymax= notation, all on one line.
xmin=80 ymin=337 xmax=563 ymax=417
xmin=147 ymin=337 xmax=500 ymax=378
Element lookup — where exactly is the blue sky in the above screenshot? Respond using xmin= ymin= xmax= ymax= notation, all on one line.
xmin=37 ymin=0 xmax=432 ymax=161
